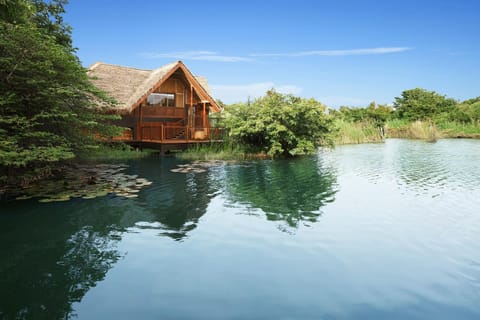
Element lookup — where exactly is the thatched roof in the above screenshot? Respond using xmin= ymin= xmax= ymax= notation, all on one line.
xmin=88 ymin=61 xmax=221 ymax=113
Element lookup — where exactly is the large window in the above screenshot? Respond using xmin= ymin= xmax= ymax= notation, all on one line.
xmin=147 ymin=93 xmax=175 ymax=107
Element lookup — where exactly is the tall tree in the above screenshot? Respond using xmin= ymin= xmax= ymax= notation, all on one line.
xmin=394 ymin=88 xmax=456 ymax=121
xmin=0 ymin=0 xmax=120 ymax=186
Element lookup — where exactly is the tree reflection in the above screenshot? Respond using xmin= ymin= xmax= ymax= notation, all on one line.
xmin=224 ymin=156 xmax=337 ymax=231
xmin=0 ymin=200 xmax=124 ymax=319
xmin=0 ymin=157 xmax=221 ymax=319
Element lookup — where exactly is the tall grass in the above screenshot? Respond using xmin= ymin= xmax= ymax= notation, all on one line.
xmin=177 ymin=142 xmax=269 ymax=161
xmin=386 ymin=119 xmax=440 ymax=141
xmin=334 ymin=119 xmax=385 ymax=145
xmin=436 ymin=121 xmax=480 ymax=138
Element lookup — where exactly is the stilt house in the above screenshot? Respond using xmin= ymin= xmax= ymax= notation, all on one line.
xmin=88 ymin=61 xmax=222 ymax=145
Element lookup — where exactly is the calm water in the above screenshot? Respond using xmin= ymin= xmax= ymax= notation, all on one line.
xmin=1 ymin=139 xmax=480 ymax=319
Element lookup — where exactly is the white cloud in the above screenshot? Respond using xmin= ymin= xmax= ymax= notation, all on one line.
xmin=139 ymin=47 xmax=412 ymax=63
xmin=210 ymin=82 xmax=302 ymax=104
xmin=139 ymin=51 xmax=251 ymax=62
xmin=251 ymin=47 xmax=413 ymax=57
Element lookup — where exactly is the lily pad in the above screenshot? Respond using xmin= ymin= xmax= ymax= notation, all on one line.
xmin=15 ymin=195 xmax=33 ymax=200
xmin=39 ymin=196 xmax=71 ymax=203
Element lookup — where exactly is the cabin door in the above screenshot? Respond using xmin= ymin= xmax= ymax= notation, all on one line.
xmin=194 ymin=105 xmax=203 ymax=128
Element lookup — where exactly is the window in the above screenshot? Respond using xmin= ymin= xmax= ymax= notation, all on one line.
xmin=147 ymin=93 xmax=175 ymax=107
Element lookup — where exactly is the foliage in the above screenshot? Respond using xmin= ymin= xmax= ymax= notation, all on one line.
xmin=338 ymin=102 xmax=392 ymax=123
xmin=332 ymin=90 xmax=480 ymax=142
xmin=443 ymin=97 xmax=480 ymax=124
xmin=336 ymin=101 xmax=393 ymax=139
xmin=0 ymin=0 xmax=121 ymax=185
xmin=221 ymin=90 xmax=335 ymax=157
xmin=394 ymin=88 xmax=456 ymax=121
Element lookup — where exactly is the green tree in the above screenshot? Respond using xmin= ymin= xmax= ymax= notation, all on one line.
xmin=222 ymin=90 xmax=335 ymax=157
xmin=336 ymin=102 xmax=393 ymax=138
xmin=394 ymin=88 xmax=456 ymax=121
xmin=0 ymin=0 xmax=120 ymax=185
xmin=447 ymin=97 xmax=480 ymax=124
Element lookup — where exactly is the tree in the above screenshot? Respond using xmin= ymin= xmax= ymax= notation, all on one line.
xmin=394 ymin=88 xmax=456 ymax=121
xmin=336 ymin=102 xmax=393 ymax=138
xmin=222 ymin=90 xmax=335 ymax=157
xmin=0 ymin=0 xmax=120 ymax=185
xmin=447 ymin=97 xmax=480 ymax=124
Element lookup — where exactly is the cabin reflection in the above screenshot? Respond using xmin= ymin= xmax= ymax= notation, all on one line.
xmin=0 ymin=157 xmax=220 ymax=318
xmin=125 ymin=157 xmax=218 ymax=240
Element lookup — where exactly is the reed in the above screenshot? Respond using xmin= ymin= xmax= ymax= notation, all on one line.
xmin=386 ymin=120 xmax=440 ymax=141
xmin=176 ymin=143 xmax=267 ymax=161
xmin=436 ymin=121 xmax=480 ymax=138
xmin=334 ymin=119 xmax=385 ymax=145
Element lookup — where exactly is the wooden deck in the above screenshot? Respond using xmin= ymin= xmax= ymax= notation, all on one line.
xmin=126 ymin=139 xmax=223 ymax=153
xmin=113 ymin=125 xmax=224 ymax=150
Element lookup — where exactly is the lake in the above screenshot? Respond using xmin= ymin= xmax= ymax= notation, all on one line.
xmin=1 ymin=139 xmax=479 ymax=319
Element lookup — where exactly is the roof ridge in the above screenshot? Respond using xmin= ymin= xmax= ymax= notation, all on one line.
xmin=126 ymin=61 xmax=181 ymax=109
xmin=88 ymin=61 xmax=152 ymax=72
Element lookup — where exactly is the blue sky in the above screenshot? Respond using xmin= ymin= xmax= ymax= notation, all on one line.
xmin=65 ymin=0 xmax=480 ymax=107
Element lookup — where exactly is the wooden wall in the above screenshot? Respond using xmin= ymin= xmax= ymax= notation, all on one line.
xmin=153 ymin=77 xmax=186 ymax=107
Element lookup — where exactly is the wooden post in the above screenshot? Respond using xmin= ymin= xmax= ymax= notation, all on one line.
xmin=190 ymin=85 xmax=194 ymax=137
xmin=202 ymin=102 xmax=206 ymax=129
xmin=138 ymin=103 xmax=143 ymax=141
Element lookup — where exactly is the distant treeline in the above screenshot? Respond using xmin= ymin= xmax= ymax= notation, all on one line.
xmin=329 ymin=88 xmax=480 ymax=143
xmin=332 ymin=88 xmax=480 ymax=126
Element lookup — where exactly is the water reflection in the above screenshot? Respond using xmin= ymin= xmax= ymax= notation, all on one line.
xmin=391 ymin=139 xmax=480 ymax=194
xmin=128 ymin=157 xmax=220 ymax=240
xmin=324 ymin=139 xmax=480 ymax=196
xmin=223 ymin=156 xmax=337 ymax=231
xmin=1 ymin=140 xmax=479 ymax=319
xmin=0 ymin=157 xmax=221 ymax=318
xmin=0 ymin=201 xmax=123 ymax=319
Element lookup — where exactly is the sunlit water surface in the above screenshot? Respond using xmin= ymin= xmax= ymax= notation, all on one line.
xmin=1 ymin=139 xmax=479 ymax=319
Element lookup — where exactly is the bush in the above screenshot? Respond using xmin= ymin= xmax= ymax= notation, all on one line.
xmin=222 ymin=90 xmax=335 ymax=157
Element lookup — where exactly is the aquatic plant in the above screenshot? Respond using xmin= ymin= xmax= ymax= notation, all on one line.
xmin=13 ymin=164 xmax=152 ymax=202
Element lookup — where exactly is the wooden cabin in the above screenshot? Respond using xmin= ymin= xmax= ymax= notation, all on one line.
xmin=88 ymin=61 xmax=222 ymax=146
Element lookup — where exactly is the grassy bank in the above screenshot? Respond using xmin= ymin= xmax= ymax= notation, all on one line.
xmin=177 ymin=143 xmax=270 ymax=161
xmin=386 ymin=119 xmax=440 ymax=141
xmin=77 ymin=143 xmax=158 ymax=162
xmin=335 ymin=119 xmax=480 ymax=144
xmin=386 ymin=119 xmax=480 ymax=140
xmin=334 ymin=119 xmax=385 ymax=145
xmin=436 ymin=121 xmax=480 ymax=138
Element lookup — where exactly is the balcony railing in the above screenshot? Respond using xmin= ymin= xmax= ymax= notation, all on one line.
xmin=141 ymin=107 xmax=186 ymax=118
xmin=135 ymin=123 xmax=224 ymax=143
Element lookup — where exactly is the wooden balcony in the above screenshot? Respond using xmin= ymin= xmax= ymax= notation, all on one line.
xmin=142 ymin=107 xmax=186 ymax=118
xmin=133 ymin=123 xmax=224 ymax=144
